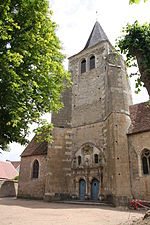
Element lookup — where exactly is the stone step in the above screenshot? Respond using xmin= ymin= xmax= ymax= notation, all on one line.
xmin=53 ymin=200 xmax=114 ymax=207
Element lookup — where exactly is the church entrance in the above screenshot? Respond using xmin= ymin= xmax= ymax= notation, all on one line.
xmin=91 ymin=179 xmax=99 ymax=201
xmin=79 ymin=179 xmax=86 ymax=200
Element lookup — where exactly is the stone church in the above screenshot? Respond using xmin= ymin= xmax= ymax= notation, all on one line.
xmin=18 ymin=21 xmax=150 ymax=206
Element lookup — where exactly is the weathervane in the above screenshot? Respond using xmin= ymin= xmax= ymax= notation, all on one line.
xmin=96 ymin=11 xmax=98 ymax=21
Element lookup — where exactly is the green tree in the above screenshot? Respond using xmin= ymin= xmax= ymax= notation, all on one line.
xmin=129 ymin=0 xmax=148 ymax=4
xmin=0 ymin=0 xmax=71 ymax=150
xmin=117 ymin=21 xmax=150 ymax=96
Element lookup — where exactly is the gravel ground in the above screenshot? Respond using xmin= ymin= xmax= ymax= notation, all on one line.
xmin=0 ymin=197 xmax=144 ymax=225
xmin=130 ymin=213 xmax=150 ymax=225
xmin=123 ymin=217 xmax=150 ymax=225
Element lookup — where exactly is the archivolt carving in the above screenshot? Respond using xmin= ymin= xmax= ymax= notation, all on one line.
xmin=72 ymin=143 xmax=105 ymax=169
xmin=82 ymin=144 xmax=93 ymax=155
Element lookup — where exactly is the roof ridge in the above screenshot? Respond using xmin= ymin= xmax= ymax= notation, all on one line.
xmin=128 ymin=101 xmax=150 ymax=134
xmin=130 ymin=101 xmax=149 ymax=107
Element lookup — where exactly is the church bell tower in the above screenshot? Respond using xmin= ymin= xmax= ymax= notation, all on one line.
xmin=46 ymin=21 xmax=132 ymax=206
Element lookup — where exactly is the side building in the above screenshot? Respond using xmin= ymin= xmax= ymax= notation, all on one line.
xmin=128 ymin=102 xmax=150 ymax=201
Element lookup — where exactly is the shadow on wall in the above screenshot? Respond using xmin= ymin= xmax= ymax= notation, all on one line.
xmin=0 ymin=180 xmax=18 ymax=197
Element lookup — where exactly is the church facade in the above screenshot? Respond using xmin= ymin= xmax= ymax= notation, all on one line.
xmin=18 ymin=22 xmax=150 ymax=206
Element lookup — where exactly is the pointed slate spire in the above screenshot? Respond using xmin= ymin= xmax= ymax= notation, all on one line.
xmin=84 ymin=21 xmax=108 ymax=49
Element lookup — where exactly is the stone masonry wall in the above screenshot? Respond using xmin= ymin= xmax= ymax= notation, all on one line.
xmin=44 ymin=127 xmax=72 ymax=201
xmin=102 ymin=52 xmax=132 ymax=205
xmin=52 ymin=87 xmax=72 ymax=128
xmin=0 ymin=180 xmax=18 ymax=197
xmin=69 ymin=41 xmax=109 ymax=128
xmin=104 ymin=113 xmax=131 ymax=205
xmin=67 ymin=42 xmax=109 ymax=200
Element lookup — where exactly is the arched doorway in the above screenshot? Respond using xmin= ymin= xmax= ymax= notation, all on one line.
xmin=91 ymin=179 xmax=99 ymax=201
xmin=79 ymin=179 xmax=86 ymax=200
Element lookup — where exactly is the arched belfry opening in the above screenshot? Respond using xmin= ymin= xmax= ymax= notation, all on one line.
xmin=81 ymin=59 xmax=86 ymax=73
xmin=90 ymin=55 xmax=95 ymax=70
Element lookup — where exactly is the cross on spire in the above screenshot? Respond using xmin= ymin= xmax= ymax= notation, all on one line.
xmin=96 ymin=11 xmax=98 ymax=21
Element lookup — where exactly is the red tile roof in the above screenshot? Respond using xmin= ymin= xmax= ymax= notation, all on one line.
xmin=6 ymin=161 xmax=20 ymax=169
xmin=128 ymin=101 xmax=150 ymax=134
xmin=0 ymin=161 xmax=18 ymax=179
xmin=21 ymin=137 xmax=48 ymax=157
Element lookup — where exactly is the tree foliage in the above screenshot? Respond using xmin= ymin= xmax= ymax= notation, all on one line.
xmin=0 ymin=0 xmax=71 ymax=150
xmin=14 ymin=175 xmax=19 ymax=181
xmin=129 ymin=0 xmax=148 ymax=4
xmin=117 ymin=21 xmax=150 ymax=95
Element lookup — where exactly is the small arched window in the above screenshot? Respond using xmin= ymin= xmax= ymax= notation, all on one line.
xmin=94 ymin=154 xmax=98 ymax=164
xmin=78 ymin=156 xmax=82 ymax=165
xmin=32 ymin=160 xmax=39 ymax=179
xmin=141 ymin=149 xmax=150 ymax=175
xmin=81 ymin=59 xmax=86 ymax=74
xmin=90 ymin=55 xmax=95 ymax=70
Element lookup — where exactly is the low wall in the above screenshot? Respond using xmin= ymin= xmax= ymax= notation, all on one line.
xmin=0 ymin=179 xmax=18 ymax=197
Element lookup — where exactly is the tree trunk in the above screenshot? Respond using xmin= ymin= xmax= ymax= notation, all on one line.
xmin=136 ymin=53 xmax=150 ymax=97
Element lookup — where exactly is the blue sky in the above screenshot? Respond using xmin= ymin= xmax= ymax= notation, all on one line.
xmin=0 ymin=0 xmax=150 ymax=161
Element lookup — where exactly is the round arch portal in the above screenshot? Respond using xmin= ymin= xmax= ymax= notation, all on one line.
xmin=91 ymin=178 xmax=99 ymax=201
xmin=79 ymin=179 xmax=86 ymax=200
